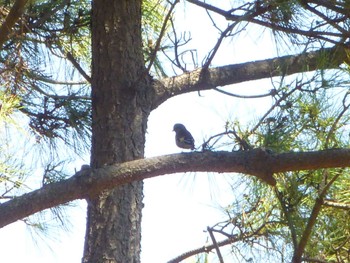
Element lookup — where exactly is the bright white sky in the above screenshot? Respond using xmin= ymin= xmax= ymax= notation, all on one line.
xmin=0 ymin=2 xmax=281 ymax=262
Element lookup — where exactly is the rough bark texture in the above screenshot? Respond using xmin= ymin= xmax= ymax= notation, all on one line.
xmin=153 ymin=45 xmax=349 ymax=109
xmin=2 ymin=149 xmax=350 ymax=229
xmin=0 ymin=0 xmax=29 ymax=48
xmin=83 ymin=1 xmax=151 ymax=262
xmin=0 ymin=2 xmax=349 ymax=262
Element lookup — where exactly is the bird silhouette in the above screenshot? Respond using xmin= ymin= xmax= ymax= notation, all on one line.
xmin=173 ymin=123 xmax=195 ymax=150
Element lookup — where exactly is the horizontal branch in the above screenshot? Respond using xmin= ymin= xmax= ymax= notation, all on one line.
xmin=152 ymin=45 xmax=349 ymax=109
xmin=323 ymin=200 xmax=350 ymax=210
xmin=1 ymin=148 xmax=350 ymax=228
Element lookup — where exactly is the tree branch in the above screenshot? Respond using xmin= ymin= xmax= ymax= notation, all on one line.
xmin=207 ymin=226 xmax=224 ymax=263
xmin=66 ymin=52 xmax=91 ymax=83
xmin=186 ymin=0 xmax=347 ymax=44
xmin=323 ymin=200 xmax=350 ymax=210
xmin=152 ymin=45 xmax=349 ymax=109
xmin=0 ymin=0 xmax=29 ymax=48
xmin=167 ymin=235 xmax=237 ymax=263
xmin=1 ymin=148 xmax=350 ymax=228
xmin=146 ymin=0 xmax=179 ymax=73
xmin=292 ymin=170 xmax=342 ymax=263
xmin=168 ymin=220 xmax=268 ymax=263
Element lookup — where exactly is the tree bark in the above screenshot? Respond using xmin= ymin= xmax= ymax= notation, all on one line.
xmin=0 ymin=0 xmax=29 ymax=48
xmin=83 ymin=1 xmax=151 ymax=262
xmin=153 ymin=45 xmax=349 ymax=109
xmin=2 ymin=149 xmax=350 ymax=229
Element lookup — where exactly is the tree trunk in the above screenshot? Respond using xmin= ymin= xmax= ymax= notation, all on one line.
xmin=83 ymin=1 xmax=151 ymax=262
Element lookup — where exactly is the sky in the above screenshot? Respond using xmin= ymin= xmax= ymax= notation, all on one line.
xmin=0 ymin=2 xmax=280 ymax=262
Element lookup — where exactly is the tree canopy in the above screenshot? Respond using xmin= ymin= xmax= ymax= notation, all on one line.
xmin=0 ymin=0 xmax=350 ymax=262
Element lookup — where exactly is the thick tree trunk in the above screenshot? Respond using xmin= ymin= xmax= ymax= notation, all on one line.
xmin=83 ymin=1 xmax=151 ymax=262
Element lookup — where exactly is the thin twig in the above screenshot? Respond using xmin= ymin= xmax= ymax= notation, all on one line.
xmin=66 ymin=52 xmax=91 ymax=83
xmin=168 ymin=221 xmax=268 ymax=263
xmin=168 ymin=18 xmax=189 ymax=72
xmin=249 ymin=86 xmax=299 ymax=135
xmin=201 ymin=130 xmax=251 ymax=151
xmin=186 ymin=0 xmax=345 ymax=45
xmin=146 ymin=0 xmax=179 ymax=73
xmin=202 ymin=15 xmax=236 ymax=69
xmin=207 ymin=226 xmax=225 ymax=263
xmin=213 ymin=87 xmax=275 ymax=99
xmin=30 ymin=82 xmax=90 ymax=101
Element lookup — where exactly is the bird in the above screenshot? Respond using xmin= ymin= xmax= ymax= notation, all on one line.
xmin=173 ymin=123 xmax=195 ymax=150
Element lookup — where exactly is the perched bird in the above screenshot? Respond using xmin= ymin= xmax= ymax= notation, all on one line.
xmin=173 ymin=123 xmax=195 ymax=150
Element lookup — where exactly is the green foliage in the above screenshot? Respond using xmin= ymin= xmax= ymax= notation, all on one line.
xmin=205 ymin=64 xmax=350 ymax=261
xmin=0 ymin=157 xmax=27 ymax=195
xmin=0 ymin=0 xmax=90 ymax=241
xmin=142 ymin=0 xmax=171 ymax=77
xmin=0 ymin=0 xmax=169 ymax=195
xmin=0 ymin=0 xmax=168 ymax=242
xmin=263 ymin=78 xmax=350 ymax=260
xmin=0 ymin=0 xmax=92 ymax=147
xmin=254 ymin=74 xmax=350 ymax=152
xmin=0 ymin=90 xmax=21 ymax=124
xmin=0 ymin=0 xmax=167 ymax=145
xmin=1 ymin=0 xmax=350 ymax=261
xmin=265 ymin=0 xmax=300 ymax=25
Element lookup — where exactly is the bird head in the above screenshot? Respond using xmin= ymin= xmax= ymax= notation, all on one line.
xmin=173 ymin=123 xmax=186 ymax=132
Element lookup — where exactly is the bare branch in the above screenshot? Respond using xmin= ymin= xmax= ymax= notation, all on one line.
xmin=186 ymin=0 xmax=348 ymax=45
xmin=1 ymin=149 xmax=350 ymax=228
xmin=186 ymin=0 xmax=231 ymax=18
xmin=152 ymin=45 xmax=349 ymax=109
xmin=146 ymin=0 xmax=179 ymax=73
xmin=28 ymin=81 xmax=90 ymax=101
xmin=201 ymin=130 xmax=251 ymax=151
xmin=168 ymin=219 xmax=268 ymax=263
xmin=207 ymin=226 xmax=224 ymax=263
xmin=165 ymin=18 xmax=193 ymax=72
xmin=202 ymin=22 xmax=236 ymax=69
xmin=213 ymin=87 xmax=274 ymax=99
xmin=66 ymin=52 xmax=91 ymax=83
xmin=302 ymin=2 xmax=348 ymax=36
xmin=249 ymin=85 xmax=298 ymax=135
xmin=167 ymin=234 xmax=242 ymax=263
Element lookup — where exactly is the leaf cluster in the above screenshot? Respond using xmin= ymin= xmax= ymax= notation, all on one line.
xmin=0 ymin=0 xmax=171 ymax=243
xmin=191 ymin=54 xmax=350 ymax=261
xmin=215 ymin=71 xmax=350 ymax=261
